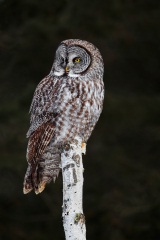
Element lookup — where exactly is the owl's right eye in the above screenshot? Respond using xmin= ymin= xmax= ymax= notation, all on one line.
xmin=73 ymin=57 xmax=81 ymax=63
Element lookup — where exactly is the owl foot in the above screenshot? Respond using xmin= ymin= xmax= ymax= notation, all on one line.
xmin=81 ymin=142 xmax=86 ymax=154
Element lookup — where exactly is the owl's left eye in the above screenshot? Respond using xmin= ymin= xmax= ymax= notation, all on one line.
xmin=73 ymin=57 xmax=81 ymax=63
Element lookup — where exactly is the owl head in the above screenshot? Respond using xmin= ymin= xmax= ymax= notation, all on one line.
xmin=52 ymin=39 xmax=103 ymax=78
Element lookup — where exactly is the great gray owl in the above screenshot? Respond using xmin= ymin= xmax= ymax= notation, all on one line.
xmin=23 ymin=39 xmax=104 ymax=194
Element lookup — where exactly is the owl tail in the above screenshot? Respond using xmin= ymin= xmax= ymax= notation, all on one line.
xmin=23 ymin=164 xmax=34 ymax=194
xmin=23 ymin=146 xmax=61 ymax=194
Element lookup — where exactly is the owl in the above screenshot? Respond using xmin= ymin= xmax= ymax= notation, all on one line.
xmin=23 ymin=39 xmax=104 ymax=194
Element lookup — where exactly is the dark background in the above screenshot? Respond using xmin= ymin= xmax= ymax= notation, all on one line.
xmin=0 ymin=0 xmax=160 ymax=239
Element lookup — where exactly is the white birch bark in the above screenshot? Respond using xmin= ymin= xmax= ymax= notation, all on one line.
xmin=61 ymin=136 xmax=86 ymax=240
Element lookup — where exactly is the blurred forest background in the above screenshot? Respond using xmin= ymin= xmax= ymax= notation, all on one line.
xmin=0 ymin=0 xmax=160 ymax=239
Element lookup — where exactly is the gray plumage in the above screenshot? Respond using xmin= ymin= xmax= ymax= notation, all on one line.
xmin=23 ymin=39 xmax=104 ymax=194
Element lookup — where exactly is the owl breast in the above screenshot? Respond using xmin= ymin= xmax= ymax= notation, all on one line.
xmin=52 ymin=76 xmax=104 ymax=144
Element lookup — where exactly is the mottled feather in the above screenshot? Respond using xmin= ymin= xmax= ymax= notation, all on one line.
xmin=23 ymin=39 xmax=104 ymax=194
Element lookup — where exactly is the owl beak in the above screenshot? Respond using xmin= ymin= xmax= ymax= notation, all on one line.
xmin=65 ymin=66 xmax=69 ymax=73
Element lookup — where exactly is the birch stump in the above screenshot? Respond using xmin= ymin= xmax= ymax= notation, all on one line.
xmin=61 ymin=136 xmax=86 ymax=240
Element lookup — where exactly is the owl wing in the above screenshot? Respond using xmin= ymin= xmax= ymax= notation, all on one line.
xmin=24 ymin=120 xmax=55 ymax=194
xmin=26 ymin=121 xmax=55 ymax=163
xmin=24 ymin=75 xmax=62 ymax=194
xmin=26 ymin=75 xmax=59 ymax=162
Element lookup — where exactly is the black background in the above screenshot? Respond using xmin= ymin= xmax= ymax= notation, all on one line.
xmin=0 ymin=0 xmax=160 ymax=239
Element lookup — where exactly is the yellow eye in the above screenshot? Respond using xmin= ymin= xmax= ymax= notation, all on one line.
xmin=74 ymin=57 xmax=81 ymax=63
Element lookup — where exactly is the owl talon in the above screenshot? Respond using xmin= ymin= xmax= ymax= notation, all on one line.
xmin=81 ymin=142 xmax=86 ymax=154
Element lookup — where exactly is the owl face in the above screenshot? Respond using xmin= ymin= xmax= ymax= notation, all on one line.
xmin=53 ymin=43 xmax=91 ymax=77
